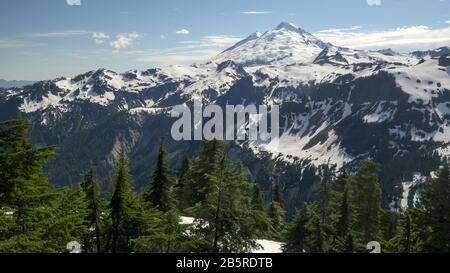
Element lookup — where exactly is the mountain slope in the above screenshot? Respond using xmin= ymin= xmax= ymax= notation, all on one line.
xmin=1 ymin=22 xmax=450 ymax=211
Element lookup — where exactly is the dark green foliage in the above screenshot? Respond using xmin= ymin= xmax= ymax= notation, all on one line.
xmin=109 ymin=148 xmax=136 ymax=253
xmin=283 ymin=208 xmax=308 ymax=253
xmin=144 ymin=142 xmax=174 ymax=212
xmin=420 ymin=165 xmax=450 ymax=252
xmin=80 ymin=167 xmax=105 ymax=253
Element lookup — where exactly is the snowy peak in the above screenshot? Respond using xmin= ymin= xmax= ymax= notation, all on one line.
xmin=274 ymin=22 xmax=304 ymax=32
xmin=215 ymin=22 xmax=330 ymax=66
xmin=223 ymin=32 xmax=262 ymax=53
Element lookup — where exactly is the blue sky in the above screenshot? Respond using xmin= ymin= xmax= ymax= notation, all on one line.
xmin=1 ymin=0 xmax=450 ymax=80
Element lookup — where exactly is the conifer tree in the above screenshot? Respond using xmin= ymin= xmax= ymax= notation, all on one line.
xmin=81 ymin=167 xmax=104 ymax=253
xmin=319 ymin=165 xmax=334 ymax=225
xmin=284 ymin=208 xmax=308 ymax=253
xmin=421 ymin=164 xmax=450 ymax=252
xmin=251 ymin=184 xmax=266 ymax=212
xmin=353 ymin=160 xmax=382 ymax=243
xmin=249 ymin=183 xmax=271 ymax=238
xmin=109 ymin=148 xmax=135 ymax=253
xmin=144 ymin=142 xmax=174 ymax=212
xmin=174 ymin=155 xmax=191 ymax=210
xmin=187 ymin=141 xmax=257 ymax=253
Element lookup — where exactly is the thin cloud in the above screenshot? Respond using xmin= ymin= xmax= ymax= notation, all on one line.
xmin=27 ymin=30 xmax=91 ymax=38
xmin=0 ymin=39 xmax=47 ymax=49
xmin=176 ymin=29 xmax=190 ymax=35
xmin=240 ymin=11 xmax=272 ymax=15
xmin=135 ymin=35 xmax=241 ymax=65
xmin=315 ymin=25 xmax=450 ymax=52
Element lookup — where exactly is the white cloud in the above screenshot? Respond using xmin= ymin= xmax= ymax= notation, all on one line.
xmin=175 ymin=29 xmax=190 ymax=35
xmin=66 ymin=0 xmax=81 ymax=6
xmin=109 ymin=32 xmax=140 ymax=50
xmin=92 ymin=32 xmax=109 ymax=44
xmin=446 ymin=20 xmax=450 ymax=24
xmin=315 ymin=25 xmax=450 ymax=52
xmin=240 ymin=11 xmax=272 ymax=15
xmin=366 ymin=0 xmax=381 ymax=6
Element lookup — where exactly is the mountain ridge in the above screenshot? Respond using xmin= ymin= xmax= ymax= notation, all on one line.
xmin=1 ymin=22 xmax=450 ymax=211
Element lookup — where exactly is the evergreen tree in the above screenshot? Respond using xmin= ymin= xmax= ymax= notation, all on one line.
xmin=269 ymin=201 xmax=285 ymax=238
xmin=80 ymin=167 xmax=104 ymax=253
xmin=251 ymin=184 xmax=266 ymax=212
xmin=174 ymin=155 xmax=191 ymax=210
xmin=352 ymin=160 xmax=382 ymax=243
xmin=283 ymin=208 xmax=308 ymax=253
xmin=273 ymin=181 xmax=285 ymax=209
xmin=0 ymin=119 xmax=86 ymax=253
xmin=187 ymin=141 xmax=257 ymax=253
xmin=421 ymin=164 xmax=450 ymax=252
xmin=189 ymin=140 xmax=225 ymax=206
xmin=319 ymin=165 xmax=334 ymax=226
xmin=249 ymin=183 xmax=272 ymax=238
xmin=305 ymin=205 xmax=325 ymax=253
xmin=144 ymin=142 xmax=174 ymax=212
xmin=109 ymin=148 xmax=135 ymax=253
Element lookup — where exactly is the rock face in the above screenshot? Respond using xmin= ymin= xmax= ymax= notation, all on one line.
xmin=1 ymin=22 xmax=450 ymax=210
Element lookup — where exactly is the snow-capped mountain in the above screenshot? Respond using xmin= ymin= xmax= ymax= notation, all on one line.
xmin=2 ymin=22 xmax=450 ymax=210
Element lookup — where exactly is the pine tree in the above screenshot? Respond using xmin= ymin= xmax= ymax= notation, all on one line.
xmin=80 ymin=167 xmax=104 ymax=253
xmin=187 ymin=141 xmax=257 ymax=253
xmin=144 ymin=142 xmax=174 ymax=212
xmin=421 ymin=164 xmax=450 ymax=252
xmin=352 ymin=160 xmax=382 ymax=243
xmin=249 ymin=183 xmax=272 ymax=238
xmin=305 ymin=205 xmax=325 ymax=253
xmin=283 ymin=208 xmax=308 ymax=253
xmin=251 ymin=184 xmax=265 ymax=212
xmin=174 ymin=155 xmax=191 ymax=210
xmin=273 ymin=181 xmax=285 ymax=209
xmin=189 ymin=140 xmax=225 ymax=206
xmin=269 ymin=201 xmax=285 ymax=238
xmin=109 ymin=148 xmax=135 ymax=253
xmin=0 ymin=119 xmax=89 ymax=253
xmin=319 ymin=165 xmax=334 ymax=226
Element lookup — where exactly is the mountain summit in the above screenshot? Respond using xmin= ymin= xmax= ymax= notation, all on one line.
xmin=216 ymin=22 xmax=330 ymax=65
xmin=1 ymin=22 xmax=450 ymax=211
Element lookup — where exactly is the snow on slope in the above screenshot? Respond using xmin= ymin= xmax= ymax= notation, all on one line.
xmin=9 ymin=22 xmax=450 ymax=168
xmin=179 ymin=217 xmax=283 ymax=253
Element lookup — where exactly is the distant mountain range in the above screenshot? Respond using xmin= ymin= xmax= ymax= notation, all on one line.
xmin=0 ymin=79 xmax=35 ymax=88
xmin=1 ymin=22 xmax=449 ymax=212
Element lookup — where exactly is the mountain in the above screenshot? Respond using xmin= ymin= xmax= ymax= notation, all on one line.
xmin=0 ymin=79 xmax=35 ymax=88
xmin=1 ymin=22 xmax=450 ymax=212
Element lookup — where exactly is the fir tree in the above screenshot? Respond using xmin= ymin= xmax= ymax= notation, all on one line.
xmin=352 ymin=160 xmax=382 ymax=243
xmin=283 ymin=208 xmax=308 ymax=253
xmin=174 ymin=155 xmax=191 ymax=210
xmin=144 ymin=142 xmax=174 ymax=212
xmin=80 ymin=167 xmax=104 ymax=253
xmin=421 ymin=164 xmax=450 ymax=252
xmin=109 ymin=148 xmax=135 ymax=253
xmin=319 ymin=165 xmax=334 ymax=226
xmin=251 ymin=184 xmax=266 ymax=212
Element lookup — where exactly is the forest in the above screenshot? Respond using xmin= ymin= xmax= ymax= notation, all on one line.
xmin=0 ymin=118 xmax=449 ymax=253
